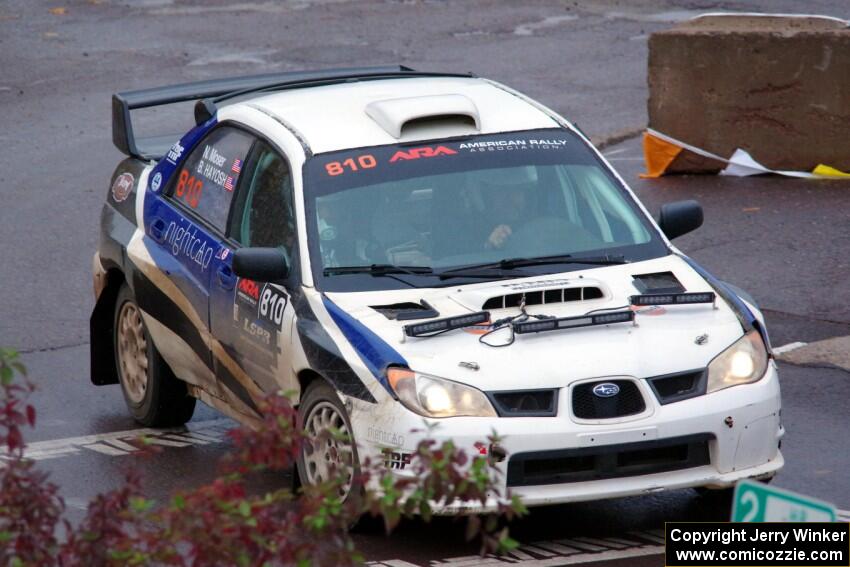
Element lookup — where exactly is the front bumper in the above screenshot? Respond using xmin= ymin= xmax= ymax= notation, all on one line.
xmin=350 ymin=361 xmax=783 ymax=511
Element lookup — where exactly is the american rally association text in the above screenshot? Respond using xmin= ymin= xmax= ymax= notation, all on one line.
xmin=669 ymin=527 xmax=848 ymax=547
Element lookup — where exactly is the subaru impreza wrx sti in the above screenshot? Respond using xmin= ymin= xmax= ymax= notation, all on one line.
xmin=91 ymin=66 xmax=782 ymax=508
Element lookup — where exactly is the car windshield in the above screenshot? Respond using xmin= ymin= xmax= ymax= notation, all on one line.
xmin=303 ymin=128 xmax=667 ymax=291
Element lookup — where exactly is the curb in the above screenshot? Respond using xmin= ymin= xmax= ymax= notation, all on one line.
xmin=590 ymin=126 xmax=644 ymax=150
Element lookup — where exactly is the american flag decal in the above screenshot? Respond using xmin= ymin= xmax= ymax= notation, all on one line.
xmin=224 ymin=176 xmax=234 ymax=191
xmin=231 ymin=158 xmax=242 ymax=174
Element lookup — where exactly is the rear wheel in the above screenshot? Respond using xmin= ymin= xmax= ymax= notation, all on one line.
xmin=113 ymin=284 xmax=195 ymax=426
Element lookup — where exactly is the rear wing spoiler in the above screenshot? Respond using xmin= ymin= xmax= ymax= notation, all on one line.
xmin=112 ymin=65 xmax=474 ymax=160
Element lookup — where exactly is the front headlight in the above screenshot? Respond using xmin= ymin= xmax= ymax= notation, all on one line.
xmin=386 ymin=368 xmax=497 ymax=418
xmin=706 ymin=330 xmax=769 ymax=393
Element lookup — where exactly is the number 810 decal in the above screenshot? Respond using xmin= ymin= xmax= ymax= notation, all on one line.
xmin=325 ymin=154 xmax=377 ymax=176
xmin=259 ymin=285 xmax=288 ymax=326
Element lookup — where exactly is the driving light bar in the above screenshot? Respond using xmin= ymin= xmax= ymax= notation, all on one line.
xmin=513 ymin=310 xmax=634 ymax=335
xmin=404 ymin=311 xmax=490 ymax=337
xmin=630 ymin=292 xmax=716 ymax=306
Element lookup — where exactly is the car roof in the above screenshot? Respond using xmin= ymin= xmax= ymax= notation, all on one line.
xmin=244 ymin=76 xmax=561 ymax=155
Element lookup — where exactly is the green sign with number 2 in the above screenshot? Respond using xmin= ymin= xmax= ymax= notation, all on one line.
xmin=732 ymin=479 xmax=836 ymax=522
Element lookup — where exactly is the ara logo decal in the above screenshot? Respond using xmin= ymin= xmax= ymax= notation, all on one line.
xmin=237 ymin=278 xmax=260 ymax=303
xmin=111 ymin=172 xmax=134 ymax=203
xmin=389 ymin=146 xmax=457 ymax=162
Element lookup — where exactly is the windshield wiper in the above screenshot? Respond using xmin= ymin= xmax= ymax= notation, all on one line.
xmin=438 ymin=254 xmax=628 ymax=276
xmin=324 ymin=264 xmax=434 ymax=276
xmin=324 ymin=264 xmax=529 ymax=282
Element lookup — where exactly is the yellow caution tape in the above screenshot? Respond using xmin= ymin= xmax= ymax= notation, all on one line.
xmin=812 ymin=164 xmax=850 ymax=178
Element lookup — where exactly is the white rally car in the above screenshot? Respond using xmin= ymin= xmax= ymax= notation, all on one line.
xmin=91 ymin=66 xmax=782 ymax=508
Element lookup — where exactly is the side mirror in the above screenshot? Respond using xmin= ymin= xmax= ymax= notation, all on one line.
xmin=232 ymin=248 xmax=289 ymax=282
xmin=658 ymin=200 xmax=703 ymax=240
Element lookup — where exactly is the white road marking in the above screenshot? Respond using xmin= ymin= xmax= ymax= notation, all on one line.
xmin=600 ymin=536 xmax=644 ymax=547
xmin=430 ymin=556 xmax=481 ymax=566
xmin=164 ymin=433 xmax=211 ymax=444
xmin=540 ymin=546 xmax=663 ymax=565
xmin=628 ymin=530 xmax=665 ymax=544
xmin=573 ymin=536 xmax=629 ymax=549
xmin=145 ymin=437 xmax=192 ymax=448
xmin=104 ymin=439 xmax=139 ymax=452
xmin=180 ymin=430 xmax=225 ymax=443
xmin=508 ymin=548 xmax=535 ymax=560
xmin=21 ymin=418 xmax=233 ymax=461
xmin=555 ymin=539 xmax=607 ymax=552
xmin=370 ymin=542 xmax=664 ymax=567
xmin=773 ymin=341 xmax=808 ymax=355
xmin=519 ymin=545 xmax=556 ymax=558
xmin=82 ymin=442 xmax=128 ymax=456
xmin=534 ymin=541 xmax=581 ymax=555
xmin=602 ymin=148 xmax=628 ymax=156
xmin=369 ymin=532 xmax=669 ymax=567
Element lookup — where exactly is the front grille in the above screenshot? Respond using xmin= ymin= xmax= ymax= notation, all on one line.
xmin=487 ymin=389 xmax=558 ymax=417
xmin=506 ymin=433 xmax=713 ymax=486
xmin=648 ymin=369 xmax=706 ymax=404
xmin=571 ymin=380 xmax=645 ymax=419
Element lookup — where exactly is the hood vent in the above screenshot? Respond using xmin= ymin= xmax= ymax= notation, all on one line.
xmin=482 ymin=286 xmax=604 ymax=310
xmin=370 ymin=300 xmax=439 ymax=321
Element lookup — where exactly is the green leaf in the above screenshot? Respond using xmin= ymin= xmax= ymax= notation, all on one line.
xmin=171 ymin=494 xmax=185 ymax=510
xmin=130 ymin=497 xmax=154 ymax=513
xmin=1 ymin=365 xmax=12 ymax=386
xmin=239 ymin=500 xmax=252 ymax=517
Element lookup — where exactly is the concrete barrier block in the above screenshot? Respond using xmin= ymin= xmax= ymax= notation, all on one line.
xmin=648 ymin=14 xmax=850 ymax=173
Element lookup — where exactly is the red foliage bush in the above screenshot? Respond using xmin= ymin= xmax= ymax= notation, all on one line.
xmin=0 ymin=349 xmax=525 ymax=566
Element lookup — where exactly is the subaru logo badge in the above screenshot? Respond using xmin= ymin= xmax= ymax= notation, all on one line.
xmin=592 ymin=382 xmax=620 ymax=398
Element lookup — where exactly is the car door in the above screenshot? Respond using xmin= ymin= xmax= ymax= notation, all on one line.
xmin=209 ymin=139 xmax=299 ymax=407
xmin=140 ymin=125 xmax=254 ymax=399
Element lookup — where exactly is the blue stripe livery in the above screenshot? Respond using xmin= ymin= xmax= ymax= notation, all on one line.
xmin=680 ymin=255 xmax=772 ymax=351
xmin=322 ymin=296 xmax=407 ymax=394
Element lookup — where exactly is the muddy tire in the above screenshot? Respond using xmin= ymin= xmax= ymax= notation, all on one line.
xmin=296 ymin=381 xmax=361 ymax=505
xmin=113 ymin=284 xmax=195 ymax=426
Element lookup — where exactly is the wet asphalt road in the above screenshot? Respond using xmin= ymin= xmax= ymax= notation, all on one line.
xmin=2 ymin=1 xmax=850 ymax=565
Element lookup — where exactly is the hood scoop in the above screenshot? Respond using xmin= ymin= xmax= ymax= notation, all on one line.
xmin=481 ymin=285 xmax=604 ymax=310
xmin=370 ymin=300 xmax=439 ymax=321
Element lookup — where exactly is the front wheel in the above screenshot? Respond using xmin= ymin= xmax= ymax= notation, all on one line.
xmin=113 ymin=284 xmax=195 ymax=426
xmin=296 ymin=381 xmax=359 ymax=503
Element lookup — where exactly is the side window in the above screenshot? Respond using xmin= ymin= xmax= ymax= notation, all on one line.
xmin=229 ymin=141 xmax=296 ymax=262
xmin=168 ymin=126 xmax=254 ymax=232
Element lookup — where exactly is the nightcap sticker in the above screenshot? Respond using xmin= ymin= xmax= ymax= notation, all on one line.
xmin=111 ymin=172 xmax=134 ymax=203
